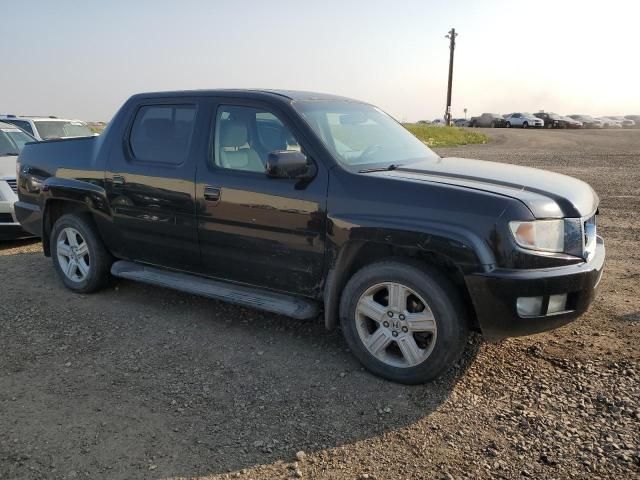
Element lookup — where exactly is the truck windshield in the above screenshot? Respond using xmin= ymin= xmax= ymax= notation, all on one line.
xmin=34 ymin=121 xmax=93 ymax=139
xmin=293 ymin=100 xmax=438 ymax=169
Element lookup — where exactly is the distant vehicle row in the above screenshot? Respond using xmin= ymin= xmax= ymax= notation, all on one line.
xmin=464 ymin=112 xmax=639 ymax=129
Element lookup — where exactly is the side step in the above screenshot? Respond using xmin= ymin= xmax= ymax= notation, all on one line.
xmin=110 ymin=261 xmax=320 ymax=320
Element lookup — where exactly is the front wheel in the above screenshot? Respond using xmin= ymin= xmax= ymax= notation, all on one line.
xmin=51 ymin=213 xmax=113 ymax=293
xmin=522 ymin=121 xmax=529 ymax=129
xmin=340 ymin=260 xmax=469 ymax=384
xmin=506 ymin=122 xmax=511 ymax=128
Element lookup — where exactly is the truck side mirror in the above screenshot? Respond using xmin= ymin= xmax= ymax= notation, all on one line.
xmin=265 ymin=151 xmax=315 ymax=179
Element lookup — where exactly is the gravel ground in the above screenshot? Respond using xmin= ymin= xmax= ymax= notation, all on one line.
xmin=1 ymin=128 xmax=638 ymax=480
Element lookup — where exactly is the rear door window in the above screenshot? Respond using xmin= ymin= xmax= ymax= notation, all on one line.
xmin=129 ymin=105 xmax=197 ymax=165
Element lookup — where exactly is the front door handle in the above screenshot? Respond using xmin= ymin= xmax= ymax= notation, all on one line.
xmin=112 ymin=175 xmax=126 ymax=186
xmin=204 ymin=186 xmax=221 ymax=202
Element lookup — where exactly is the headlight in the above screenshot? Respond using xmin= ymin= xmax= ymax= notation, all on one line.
xmin=509 ymin=219 xmax=565 ymax=252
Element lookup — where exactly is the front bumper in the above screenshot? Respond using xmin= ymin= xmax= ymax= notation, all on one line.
xmin=465 ymin=236 xmax=605 ymax=341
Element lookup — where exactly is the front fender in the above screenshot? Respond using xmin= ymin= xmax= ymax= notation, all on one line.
xmin=322 ymin=218 xmax=496 ymax=329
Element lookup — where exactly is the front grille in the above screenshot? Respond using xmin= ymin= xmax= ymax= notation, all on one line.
xmin=5 ymin=178 xmax=18 ymax=194
xmin=583 ymin=214 xmax=597 ymax=259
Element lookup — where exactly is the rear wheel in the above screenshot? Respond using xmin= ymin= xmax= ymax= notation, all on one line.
xmin=51 ymin=213 xmax=112 ymax=293
xmin=506 ymin=122 xmax=511 ymax=128
xmin=340 ymin=260 xmax=469 ymax=384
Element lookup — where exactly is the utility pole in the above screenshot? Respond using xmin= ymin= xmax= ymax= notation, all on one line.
xmin=445 ymin=28 xmax=458 ymax=126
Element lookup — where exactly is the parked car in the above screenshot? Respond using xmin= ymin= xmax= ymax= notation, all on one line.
xmin=604 ymin=116 xmax=635 ymax=128
xmin=0 ymin=115 xmax=95 ymax=140
xmin=561 ymin=116 xmax=584 ymax=129
xmin=568 ymin=115 xmax=604 ymax=128
xmin=431 ymin=118 xmax=446 ymax=127
xmin=504 ymin=113 xmax=544 ymax=129
xmin=0 ymin=121 xmax=37 ymax=240
xmin=453 ymin=118 xmax=469 ymax=127
xmin=469 ymin=113 xmax=506 ymax=128
xmin=15 ymin=89 xmax=605 ymax=384
xmin=596 ymin=117 xmax=622 ymax=128
xmin=534 ymin=112 xmax=570 ymax=129
xmin=624 ymin=115 xmax=640 ymax=127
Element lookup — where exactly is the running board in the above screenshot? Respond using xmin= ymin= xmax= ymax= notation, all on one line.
xmin=110 ymin=261 xmax=320 ymax=320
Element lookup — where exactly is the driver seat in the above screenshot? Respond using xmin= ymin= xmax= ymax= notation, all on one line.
xmin=218 ymin=120 xmax=264 ymax=172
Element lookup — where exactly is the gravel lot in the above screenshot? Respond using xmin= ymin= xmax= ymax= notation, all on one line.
xmin=1 ymin=128 xmax=638 ymax=480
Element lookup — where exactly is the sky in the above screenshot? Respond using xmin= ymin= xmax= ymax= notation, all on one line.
xmin=1 ymin=0 xmax=638 ymax=122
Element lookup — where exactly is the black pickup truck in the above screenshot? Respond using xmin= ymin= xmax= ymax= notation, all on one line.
xmin=15 ymin=90 xmax=605 ymax=384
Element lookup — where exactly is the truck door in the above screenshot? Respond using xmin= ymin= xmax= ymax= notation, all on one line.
xmin=104 ymin=98 xmax=206 ymax=271
xmin=195 ymin=100 xmax=328 ymax=297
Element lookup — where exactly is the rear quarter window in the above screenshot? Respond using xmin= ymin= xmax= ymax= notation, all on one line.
xmin=129 ymin=104 xmax=197 ymax=165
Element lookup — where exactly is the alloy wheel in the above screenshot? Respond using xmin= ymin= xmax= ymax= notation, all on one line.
xmin=355 ymin=282 xmax=437 ymax=368
xmin=56 ymin=227 xmax=90 ymax=283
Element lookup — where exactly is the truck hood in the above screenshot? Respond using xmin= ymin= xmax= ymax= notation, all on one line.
xmin=372 ymin=157 xmax=598 ymax=218
xmin=0 ymin=154 xmax=18 ymax=179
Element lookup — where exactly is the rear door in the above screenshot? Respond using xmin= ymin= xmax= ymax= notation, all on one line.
xmin=104 ymin=98 xmax=206 ymax=271
xmin=195 ymin=99 xmax=328 ymax=296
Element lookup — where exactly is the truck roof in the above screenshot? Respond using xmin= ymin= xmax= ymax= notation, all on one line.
xmin=129 ymin=89 xmax=363 ymax=103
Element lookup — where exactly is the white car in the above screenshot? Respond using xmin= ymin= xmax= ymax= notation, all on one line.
xmin=0 ymin=115 xmax=95 ymax=140
xmin=0 ymin=122 xmax=37 ymax=239
xmin=597 ymin=117 xmax=622 ymax=128
xmin=504 ymin=112 xmax=544 ymax=128
xmin=604 ymin=116 xmax=635 ymax=128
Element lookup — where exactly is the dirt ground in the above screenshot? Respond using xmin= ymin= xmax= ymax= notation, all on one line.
xmin=1 ymin=128 xmax=638 ymax=480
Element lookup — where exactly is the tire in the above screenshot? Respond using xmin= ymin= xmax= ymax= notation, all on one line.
xmin=546 ymin=123 xmax=553 ymax=129
xmin=339 ymin=260 xmax=469 ymax=384
xmin=470 ymin=121 xmax=476 ymax=128
xmin=490 ymin=121 xmax=496 ymax=128
xmin=50 ymin=213 xmax=113 ymax=293
xmin=506 ymin=122 xmax=511 ymax=128
xmin=522 ymin=121 xmax=528 ymax=129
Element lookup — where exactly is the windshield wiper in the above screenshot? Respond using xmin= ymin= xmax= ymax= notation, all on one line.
xmin=358 ymin=164 xmax=402 ymax=173
xmin=0 ymin=152 xmax=19 ymax=156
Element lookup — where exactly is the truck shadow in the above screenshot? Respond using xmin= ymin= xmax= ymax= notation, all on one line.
xmin=0 ymin=252 xmax=479 ymax=479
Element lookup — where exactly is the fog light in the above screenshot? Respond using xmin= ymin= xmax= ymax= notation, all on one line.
xmin=547 ymin=294 xmax=568 ymax=314
xmin=517 ymin=296 xmax=543 ymax=317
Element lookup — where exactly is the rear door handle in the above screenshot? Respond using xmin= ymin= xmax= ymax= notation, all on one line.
xmin=112 ymin=175 xmax=126 ymax=186
xmin=204 ymin=186 xmax=221 ymax=202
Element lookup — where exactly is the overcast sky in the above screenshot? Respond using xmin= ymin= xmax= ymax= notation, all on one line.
xmin=2 ymin=0 xmax=638 ymax=122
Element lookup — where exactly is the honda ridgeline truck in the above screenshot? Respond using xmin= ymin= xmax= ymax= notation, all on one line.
xmin=15 ymin=90 xmax=605 ymax=384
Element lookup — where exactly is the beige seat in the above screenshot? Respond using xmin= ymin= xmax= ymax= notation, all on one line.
xmin=218 ymin=120 xmax=264 ymax=172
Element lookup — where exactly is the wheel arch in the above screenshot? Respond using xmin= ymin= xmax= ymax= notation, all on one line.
xmin=42 ymin=198 xmax=94 ymax=256
xmin=323 ymin=228 xmax=490 ymax=332
xmin=40 ymin=177 xmax=110 ymax=256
